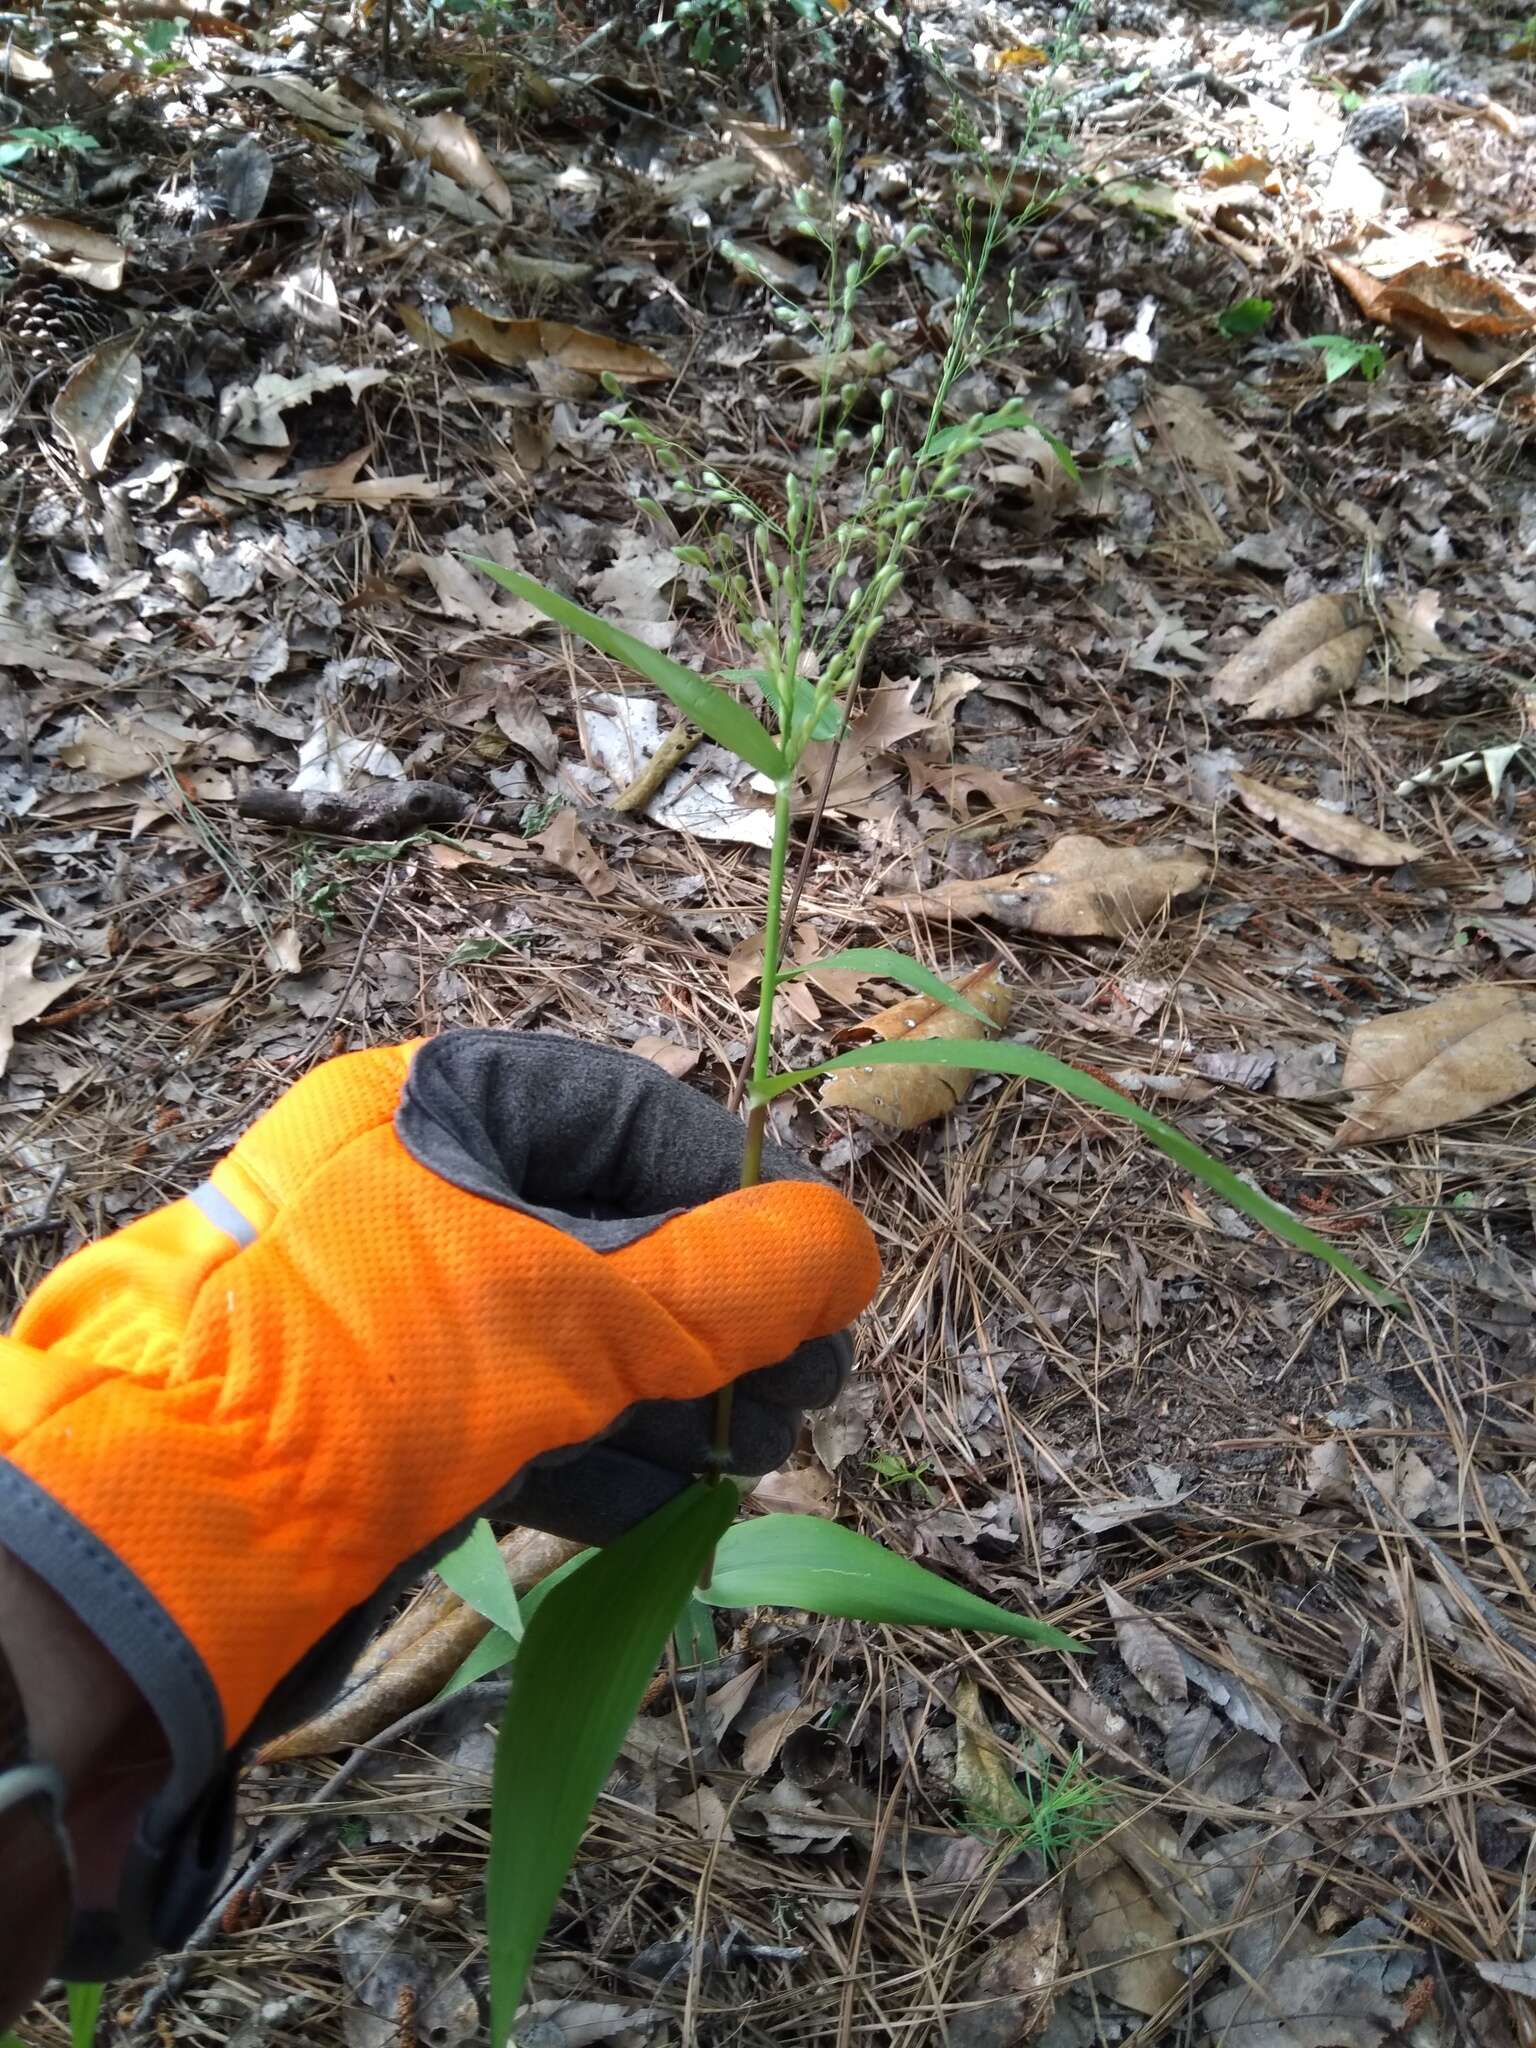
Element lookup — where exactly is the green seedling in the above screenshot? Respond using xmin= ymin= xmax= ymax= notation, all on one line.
xmin=1218 ymin=296 xmax=1274 ymax=339
xmin=0 ymin=124 xmax=99 ymax=170
xmin=868 ymin=1450 xmax=939 ymax=1502
xmin=442 ymin=93 xmax=1398 ymax=2033
xmin=1301 ymin=333 xmax=1386 ymax=384
xmin=964 ymin=1744 xmax=1110 ymax=1866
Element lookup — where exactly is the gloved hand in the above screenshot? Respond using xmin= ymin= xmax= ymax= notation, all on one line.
xmin=0 ymin=1031 xmax=878 ymax=1977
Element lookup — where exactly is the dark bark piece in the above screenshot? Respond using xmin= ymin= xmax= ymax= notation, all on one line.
xmin=237 ymin=781 xmax=467 ymax=837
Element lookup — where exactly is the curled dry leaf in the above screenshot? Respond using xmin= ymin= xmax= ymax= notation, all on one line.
xmin=338 ymin=78 xmax=512 ymax=217
xmin=259 ymin=1528 xmax=583 ymax=1760
xmin=879 ymin=835 xmax=1209 ymax=938
xmin=1335 ymin=984 xmax=1536 ymax=1146
xmin=820 ymin=964 xmax=1010 ymax=1131
xmin=397 ymin=303 xmax=672 ymax=383
xmin=6 ymin=214 xmax=126 ymax=290
xmin=1212 ymin=593 xmax=1372 ymax=718
xmin=219 ymin=367 xmax=388 ymax=450
xmin=0 ymin=934 xmax=85 ymax=1078
xmin=1327 ymin=254 xmax=1536 ymax=378
xmin=531 ymin=808 xmax=615 ymax=898
xmin=1231 ymin=773 xmax=1422 ymax=867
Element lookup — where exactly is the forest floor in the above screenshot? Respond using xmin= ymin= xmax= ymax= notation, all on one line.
xmin=3 ymin=0 xmax=1536 ymax=2039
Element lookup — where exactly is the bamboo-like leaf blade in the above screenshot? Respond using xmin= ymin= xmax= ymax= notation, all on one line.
xmin=757 ymin=1039 xmax=1396 ymax=1303
xmin=467 ymin=559 xmax=786 ymax=780
xmin=487 ymin=1482 xmax=738 ymax=2040
xmin=439 ymin=1623 xmax=518 ymax=1699
xmin=778 ymin=947 xmax=995 ymax=1024
xmin=436 ymin=1518 xmax=523 ymax=1640
xmin=437 ymin=1548 xmax=597 ymax=1700
xmin=698 ymin=1513 xmax=1083 ymax=1651
xmin=68 ymin=1984 xmax=103 ymax=2048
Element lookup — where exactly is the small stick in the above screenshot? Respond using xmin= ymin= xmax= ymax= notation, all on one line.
xmin=611 ymin=719 xmax=697 ymax=813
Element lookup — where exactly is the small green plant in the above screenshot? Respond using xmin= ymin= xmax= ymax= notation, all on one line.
xmin=446 ymin=93 xmax=1395 ymax=2037
xmin=447 ymin=931 xmax=534 ymax=966
xmin=518 ymin=792 xmax=564 ymax=835
xmin=964 ymin=1744 xmax=1110 ymax=1866
xmin=0 ymin=124 xmax=99 ymax=170
xmin=1302 ymin=333 xmax=1386 ymax=384
xmin=1217 ymin=296 xmax=1274 ymax=339
xmin=868 ymin=1449 xmax=938 ymax=1502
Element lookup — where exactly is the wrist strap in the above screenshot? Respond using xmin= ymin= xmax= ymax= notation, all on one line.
xmin=0 ymin=1637 xmax=74 ymax=2022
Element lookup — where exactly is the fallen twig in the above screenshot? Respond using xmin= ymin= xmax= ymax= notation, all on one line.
xmin=237 ymin=781 xmax=466 ymax=838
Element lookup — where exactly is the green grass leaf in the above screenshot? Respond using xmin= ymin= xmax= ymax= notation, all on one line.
xmin=466 ymin=559 xmax=786 ymax=781
xmin=67 ymin=1984 xmax=104 ymax=2048
xmin=757 ymin=1039 xmax=1398 ymax=1305
xmin=926 ymin=402 xmax=1081 ymax=481
xmin=778 ymin=946 xmax=995 ymax=1024
xmin=699 ymin=1513 xmax=1083 ymax=1651
xmin=486 ymin=1481 xmax=738 ymax=2039
xmin=436 ymin=1518 xmax=523 ymax=1641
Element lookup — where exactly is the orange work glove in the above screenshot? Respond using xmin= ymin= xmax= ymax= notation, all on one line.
xmin=0 ymin=1031 xmax=879 ymax=1977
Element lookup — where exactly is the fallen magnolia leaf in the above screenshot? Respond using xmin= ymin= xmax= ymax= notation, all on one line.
xmin=1231 ymin=772 xmax=1421 ymax=867
xmin=50 ymin=335 xmax=142 ymax=477
xmin=532 ymin=808 xmax=615 ymax=897
xmin=1327 ymin=254 xmax=1536 ymax=382
xmin=1335 ymin=984 xmax=1536 ymax=1146
xmin=1212 ymin=593 xmax=1373 ymax=718
xmin=6 ymin=214 xmax=126 ymax=289
xmin=820 ymin=964 xmax=1010 ymax=1131
xmin=0 ymin=934 xmax=85 ymax=1077
xmin=879 ymin=835 xmax=1210 ymax=938
xmin=397 ymin=302 xmax=671 ymax=383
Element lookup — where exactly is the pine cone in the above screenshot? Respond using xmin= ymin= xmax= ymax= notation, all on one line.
xmin=3 ymin=273 xmax=123 ymax=368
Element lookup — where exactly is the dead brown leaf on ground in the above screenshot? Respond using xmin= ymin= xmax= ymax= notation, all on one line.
xmin=1067 ymin=1830 xmax=1185 ymax=2014
xmin=6 ymin=214 xmax=126 ymax=288
xmin=1212 ymin=594 xmax=1373 ymax=718
xmin=820 ymin=964 xmax=1009 ymax=1130
xmin=1327 ymin=253 xmax=1536 ymax=378
xmin=1231 ymin=773 xmax=1422 ymax=866
xmin=339 ymin=79 xmax=513 ymax=217
xmin=880 ymin=835 xmax=1209 ymax=937
xmin=0 ymin=935 xmax=84 ymax=1078
xmin=1135 ymin=383 xmax=1264 ymax=494
xmin=531 ymin=809 xmax=615 ymax=897
xmin=50 ymin=336 xmax=142 ymax=477
xmin=1335 ymin=984 xmax=1536 ymax=1144
xmin=398 ymin=303 xmax=673 ymax=382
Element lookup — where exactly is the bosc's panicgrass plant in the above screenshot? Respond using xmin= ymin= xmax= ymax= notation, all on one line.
xmin=457 ymin=105 xmax=1398 ymax=2045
